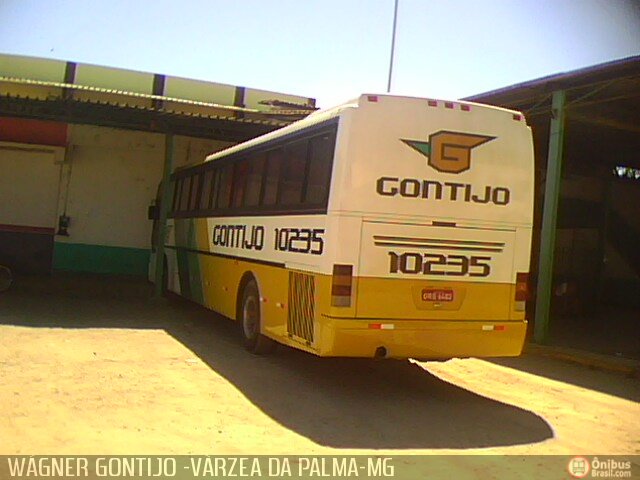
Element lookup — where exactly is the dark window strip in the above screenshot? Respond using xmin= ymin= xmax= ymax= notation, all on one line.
xmin=168 ymin=119 xmax=337 ymax=218
xmin=170 ymin=119 xmax=338 ymax=181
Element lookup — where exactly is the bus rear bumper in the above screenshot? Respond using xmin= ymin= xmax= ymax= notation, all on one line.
xmin=317 ymin=317 xmax=527 ymax=359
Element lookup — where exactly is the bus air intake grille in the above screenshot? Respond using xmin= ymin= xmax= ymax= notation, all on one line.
xmin=288 ymin=271 xmax=315 ymax=344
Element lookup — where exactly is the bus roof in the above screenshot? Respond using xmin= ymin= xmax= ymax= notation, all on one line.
xmin=202 ymin=99 xmax=357 ymax=164
xmin=202 ymin=94 xmax=526 ymax=164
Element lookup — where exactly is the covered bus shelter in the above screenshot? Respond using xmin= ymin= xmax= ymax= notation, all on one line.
xmin=466 ymin=55 xmax=640 ymax=356
xmin=0 ymin=53 xmax=315 ymax=288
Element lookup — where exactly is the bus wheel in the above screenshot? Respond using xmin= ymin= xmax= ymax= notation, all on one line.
xmin=0 ymin=265 xmax=12 ymax=292
xmin=240 ymin=280 xmax=276 ymax=354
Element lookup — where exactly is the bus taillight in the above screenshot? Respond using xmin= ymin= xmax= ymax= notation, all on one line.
xmin=331 ymin=264 xmax=353 ymax=307
xmin=515 ymin=272 xmax=529 ymax=311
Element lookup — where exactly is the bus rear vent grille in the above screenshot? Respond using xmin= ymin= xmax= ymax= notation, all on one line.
xmin=288 ymin=271 xmax=315 ymax=344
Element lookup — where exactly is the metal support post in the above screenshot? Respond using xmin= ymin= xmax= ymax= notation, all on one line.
xmin=534 ymin=90 xmax=566 ymax=343
xmin=154 ymin=133 xmax=175 ymax=297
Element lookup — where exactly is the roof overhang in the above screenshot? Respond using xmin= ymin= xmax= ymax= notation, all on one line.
xmin=0 ymin=53 xmax=317 ymax=142
xmin=465 ymin=55 xmax=640 ymax=171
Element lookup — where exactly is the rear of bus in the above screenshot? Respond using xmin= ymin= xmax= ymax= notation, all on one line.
xmin=320 ymin=94 xmax=534 ymax=359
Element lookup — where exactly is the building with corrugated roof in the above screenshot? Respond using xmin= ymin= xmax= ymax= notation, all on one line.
xmin=0 ymin=53 xmax=315 ymax=276
xmin=467 ymin=55 xmax=640 ymax=352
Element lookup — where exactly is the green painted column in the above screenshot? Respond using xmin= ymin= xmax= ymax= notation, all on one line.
xmin=154 ymin=133 xmax=175 ymax=297
xmin=534 ymin=90 xmax=566 ymax=343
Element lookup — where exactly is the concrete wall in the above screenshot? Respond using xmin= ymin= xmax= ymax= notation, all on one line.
xmin=53 ymin=125 xmax=232 ymax=275
xmin=0 ymin=53 xmax=313 ymax=275
xmin=0 ymin=115 xmax=234 ymax=275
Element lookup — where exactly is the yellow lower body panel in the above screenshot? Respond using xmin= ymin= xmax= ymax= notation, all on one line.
xmin=317 ymin=317 xmax=527 ymax=359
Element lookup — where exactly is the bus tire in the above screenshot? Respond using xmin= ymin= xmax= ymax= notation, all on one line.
xmin=240 ymin=279 xmax=276 ymax=354
xmin=0 ymin=265 xmax=12 ymax=292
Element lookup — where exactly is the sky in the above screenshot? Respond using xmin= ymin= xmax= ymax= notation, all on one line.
xmin=1 ymin=0 xmax=639 ymax=108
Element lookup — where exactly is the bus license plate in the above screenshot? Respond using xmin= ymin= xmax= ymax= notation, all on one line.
xmin=421 ymin=288 xmax=454 ymax=302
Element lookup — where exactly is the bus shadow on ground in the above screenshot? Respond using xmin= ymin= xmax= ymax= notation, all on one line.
xmin=181 ymin=332 xmax=554 ymax=449
xmin=163 ymin=302 xmax=555 ymax=450
xmin=1 ymin=274 xmax=553 ymax=450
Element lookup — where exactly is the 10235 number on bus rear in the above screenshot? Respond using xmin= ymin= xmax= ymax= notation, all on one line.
xmin=388 ymin=252 xmax=491 ymax=277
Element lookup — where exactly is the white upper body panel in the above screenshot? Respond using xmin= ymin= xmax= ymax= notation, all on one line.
xmin=328 ymin=94 xmax=534 ymax=228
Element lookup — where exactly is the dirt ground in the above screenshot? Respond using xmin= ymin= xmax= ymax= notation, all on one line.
xmin=1 ymin=274 xmax=639 ymax=461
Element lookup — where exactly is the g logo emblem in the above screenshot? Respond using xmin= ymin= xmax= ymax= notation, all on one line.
xmin=402 ymin=131 xmax=495 ymax=174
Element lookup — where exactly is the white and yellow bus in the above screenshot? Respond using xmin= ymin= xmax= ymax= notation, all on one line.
xmin=151 ymin=94 xmax=534 ymax=359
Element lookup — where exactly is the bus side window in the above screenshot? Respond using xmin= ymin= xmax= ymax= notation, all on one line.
xmin=172 ymin=178 xmax=183 ymax=213
xmin=305 ymin=132 xmax=336 ymax=205
xmin=231 ymin=159 xmax=249 ymax=208
xmin=262 ymin=148 xmax=283 ymax=206
xmin=209 ymin=168 xmax=221 ymax=210
xmin=179 ymin=176 xmax=192 ymax=211
xmin=280 ymin=139 xmax=308 ymax=206
xmin=189 ymin=173 xmax=202 ymax=212
xmin=244 ymin=152 xmax=266 ymax=207
xmin=200 ymin=170 xmax=214 ymax=211
xmin=216 ymin=165 xmax=233 ymax=210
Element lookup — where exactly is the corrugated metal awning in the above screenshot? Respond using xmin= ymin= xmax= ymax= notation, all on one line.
xmin=0 ymin=76 xmax=317 ymax=125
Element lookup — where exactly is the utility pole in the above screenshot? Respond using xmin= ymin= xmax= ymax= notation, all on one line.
xmin=387 ymin=0 xmax=399 ymax=93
